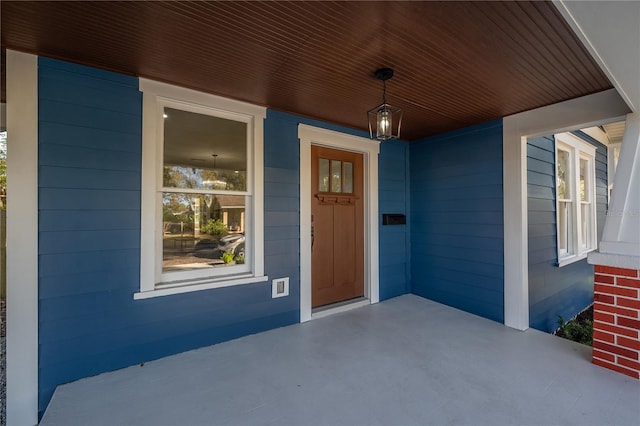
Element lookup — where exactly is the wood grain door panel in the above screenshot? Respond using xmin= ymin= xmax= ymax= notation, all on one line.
xmin=311 ymin=145 xmax=364 ymax=308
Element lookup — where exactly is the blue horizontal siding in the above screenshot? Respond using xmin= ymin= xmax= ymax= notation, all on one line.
xmin=379 ymin=139 xmax=411 ymax=300
xmin=39 ymin=268 xmax=139 ymax=299
xmin=39 ymin=98 xmax=141 ymax=132
xmin=39 ymin=249 xmax=140 ymax=278
xmin=37 ymin=59 xmax=410 ymax=416
xmin=39 ymin=143 xmax=141 ymax=171
xmin=36 ymin=58 xmax=302 ymax=415
xmin=527 ymin=134 xmax=606 ymax=332
xmin=39 ymin=166 xmax=141 ymax=190
xmin=39 ymin=210 xmax=140 ymax=232
xmin=410 ymin=120 xmax=504 ymax=323
xmin=40 ymin=122 xmax=141 ymax=152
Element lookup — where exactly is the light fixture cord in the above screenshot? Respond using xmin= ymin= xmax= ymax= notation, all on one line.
xmin=382 ymin=79 xmax=387 ymax=104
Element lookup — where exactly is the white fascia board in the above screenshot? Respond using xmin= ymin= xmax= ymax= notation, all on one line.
xmin=554 ymin=0 xmax=640 ymax=112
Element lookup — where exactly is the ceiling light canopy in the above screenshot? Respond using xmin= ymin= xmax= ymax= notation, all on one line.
xmin=367 ymin=68 xmax=403 ymax=141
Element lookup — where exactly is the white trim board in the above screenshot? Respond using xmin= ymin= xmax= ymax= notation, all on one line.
xmin=553 ymin=0 xmax=640 ymax=113
xmin=298 ymin=124 xmax=380 ymax=322
xmin=6 ymin=50 xmax=39 ymax=426
xmin=598 ymin=112 xmax=640 ymax=258
xmin=503 ymin=88 xmax=630 ymax=331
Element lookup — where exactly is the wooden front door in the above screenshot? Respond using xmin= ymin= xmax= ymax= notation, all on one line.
xmin=311 ymin=145 xmax=364 ymax=308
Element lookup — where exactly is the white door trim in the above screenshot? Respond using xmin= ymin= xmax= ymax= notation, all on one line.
xmin=298 ymin=124 xmax=380 ymax=322
xmin=503 ymin=88 xmax=629 ymax=331
xmin=6 ymin=50 xmax=39 ymax=425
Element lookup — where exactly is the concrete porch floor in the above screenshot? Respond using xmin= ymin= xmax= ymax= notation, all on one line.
xmin=40 ymin=294 xmax=640 ymax=426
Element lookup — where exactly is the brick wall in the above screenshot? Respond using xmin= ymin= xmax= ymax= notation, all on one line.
xmin=592 ymin=265 xmax=640 ymax=379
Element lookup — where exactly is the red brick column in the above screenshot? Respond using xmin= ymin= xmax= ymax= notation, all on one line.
xmin=592 ymin=265 xmax=640 ymax=379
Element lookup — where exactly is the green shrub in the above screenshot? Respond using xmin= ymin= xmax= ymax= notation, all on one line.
xmin=235 ymin=254 xmax=245 ymax=264
xmin=201 ymin=218 xmax=228 ymax=236
xmin=221 ymin=251 xmax=235 ymax=264
xmin=557 ymin=315 xmax=593 ymax=346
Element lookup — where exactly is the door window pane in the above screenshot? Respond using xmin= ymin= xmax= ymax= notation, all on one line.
xmin=163 ymin=107 xmax=247 ymax=191
xmin=343 ymin=162 xmax=353 ymax=193
xmin=331 ymin=160 xmax=342 ymax=193
xmin=319 ymin=158 xmax=330 ymax=192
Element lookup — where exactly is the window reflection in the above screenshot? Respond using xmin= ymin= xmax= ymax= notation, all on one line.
xmin=162 ymin=194 xmax=247 ymax=271
xmin=331 ymin=160 xmax=342 ymax=193
xmin=319 ymin=158 xmax=330 ymax=192
xmin=163 ymin=107 xmax=247 ymax=191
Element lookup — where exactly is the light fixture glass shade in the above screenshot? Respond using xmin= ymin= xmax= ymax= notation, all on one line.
xmin=368 ymin=102 xmax=402 ymax=141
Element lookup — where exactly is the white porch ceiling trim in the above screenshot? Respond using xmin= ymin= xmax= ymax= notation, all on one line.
xmin=554 ymin=0 xmax=640 ymax=112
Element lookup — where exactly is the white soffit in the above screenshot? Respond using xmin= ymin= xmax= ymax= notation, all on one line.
xmin=554 ymin=1 xmax=640 ymax=112
xmin=603 ymin=121 xmax=627 ymax=145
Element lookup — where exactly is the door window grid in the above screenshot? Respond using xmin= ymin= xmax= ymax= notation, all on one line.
xmin=318 ymin=158 xmax=354 ymax=194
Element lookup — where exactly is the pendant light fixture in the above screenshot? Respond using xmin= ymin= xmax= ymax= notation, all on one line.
xmin=203 ymin=154 xmax=226 ymax=189
xmin=367 ymin=67 xmax=402 ymax=141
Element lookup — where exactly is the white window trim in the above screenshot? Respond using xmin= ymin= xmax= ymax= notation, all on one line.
xmin=554 ymin=132 xmax=597 ymax=267
xmin=156 ymin=99 xmax=253 ymax=283
xmin=135 ymin=79 xmax=267 ymax=299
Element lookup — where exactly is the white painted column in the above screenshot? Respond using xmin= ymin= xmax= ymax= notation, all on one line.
xmin=503 ymin=123 xmax=529 ymax=331
xmin=503 ymin=89 xmax=630 ymax=331
xmin=591 ymin=112 xmax=640 ymax=266
xmin=6 ymin=50 xmax=39 ymax=425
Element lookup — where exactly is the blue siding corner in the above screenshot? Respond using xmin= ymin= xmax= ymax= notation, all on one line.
xmin=379 ymin=140 xmax=411 ymax=300
xmin=409 ymin=120 xmax=504 ymax=323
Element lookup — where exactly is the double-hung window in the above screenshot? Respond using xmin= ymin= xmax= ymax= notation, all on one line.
xmin=136 ymin=79 xmax=267 ymax=298
xmin=555 ymin=133 xmax=597 ymax=266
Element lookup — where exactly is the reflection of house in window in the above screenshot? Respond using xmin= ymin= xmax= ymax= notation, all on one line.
xmin=215 ymin=195 xmax=245 ymax=233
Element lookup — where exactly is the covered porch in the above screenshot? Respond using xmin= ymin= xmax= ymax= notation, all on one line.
xmin=41 ymin=295 xmax=640 ymax=426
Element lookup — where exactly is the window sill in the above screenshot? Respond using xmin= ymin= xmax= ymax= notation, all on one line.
xmin=556 ymin=251 xmax=594 ymax=267
xmin=134 ymin=274 xmax=268 ymax=300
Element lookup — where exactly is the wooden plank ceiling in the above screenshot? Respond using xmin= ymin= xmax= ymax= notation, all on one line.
xmin=1 ymin=1 xmax=611 ymax=140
